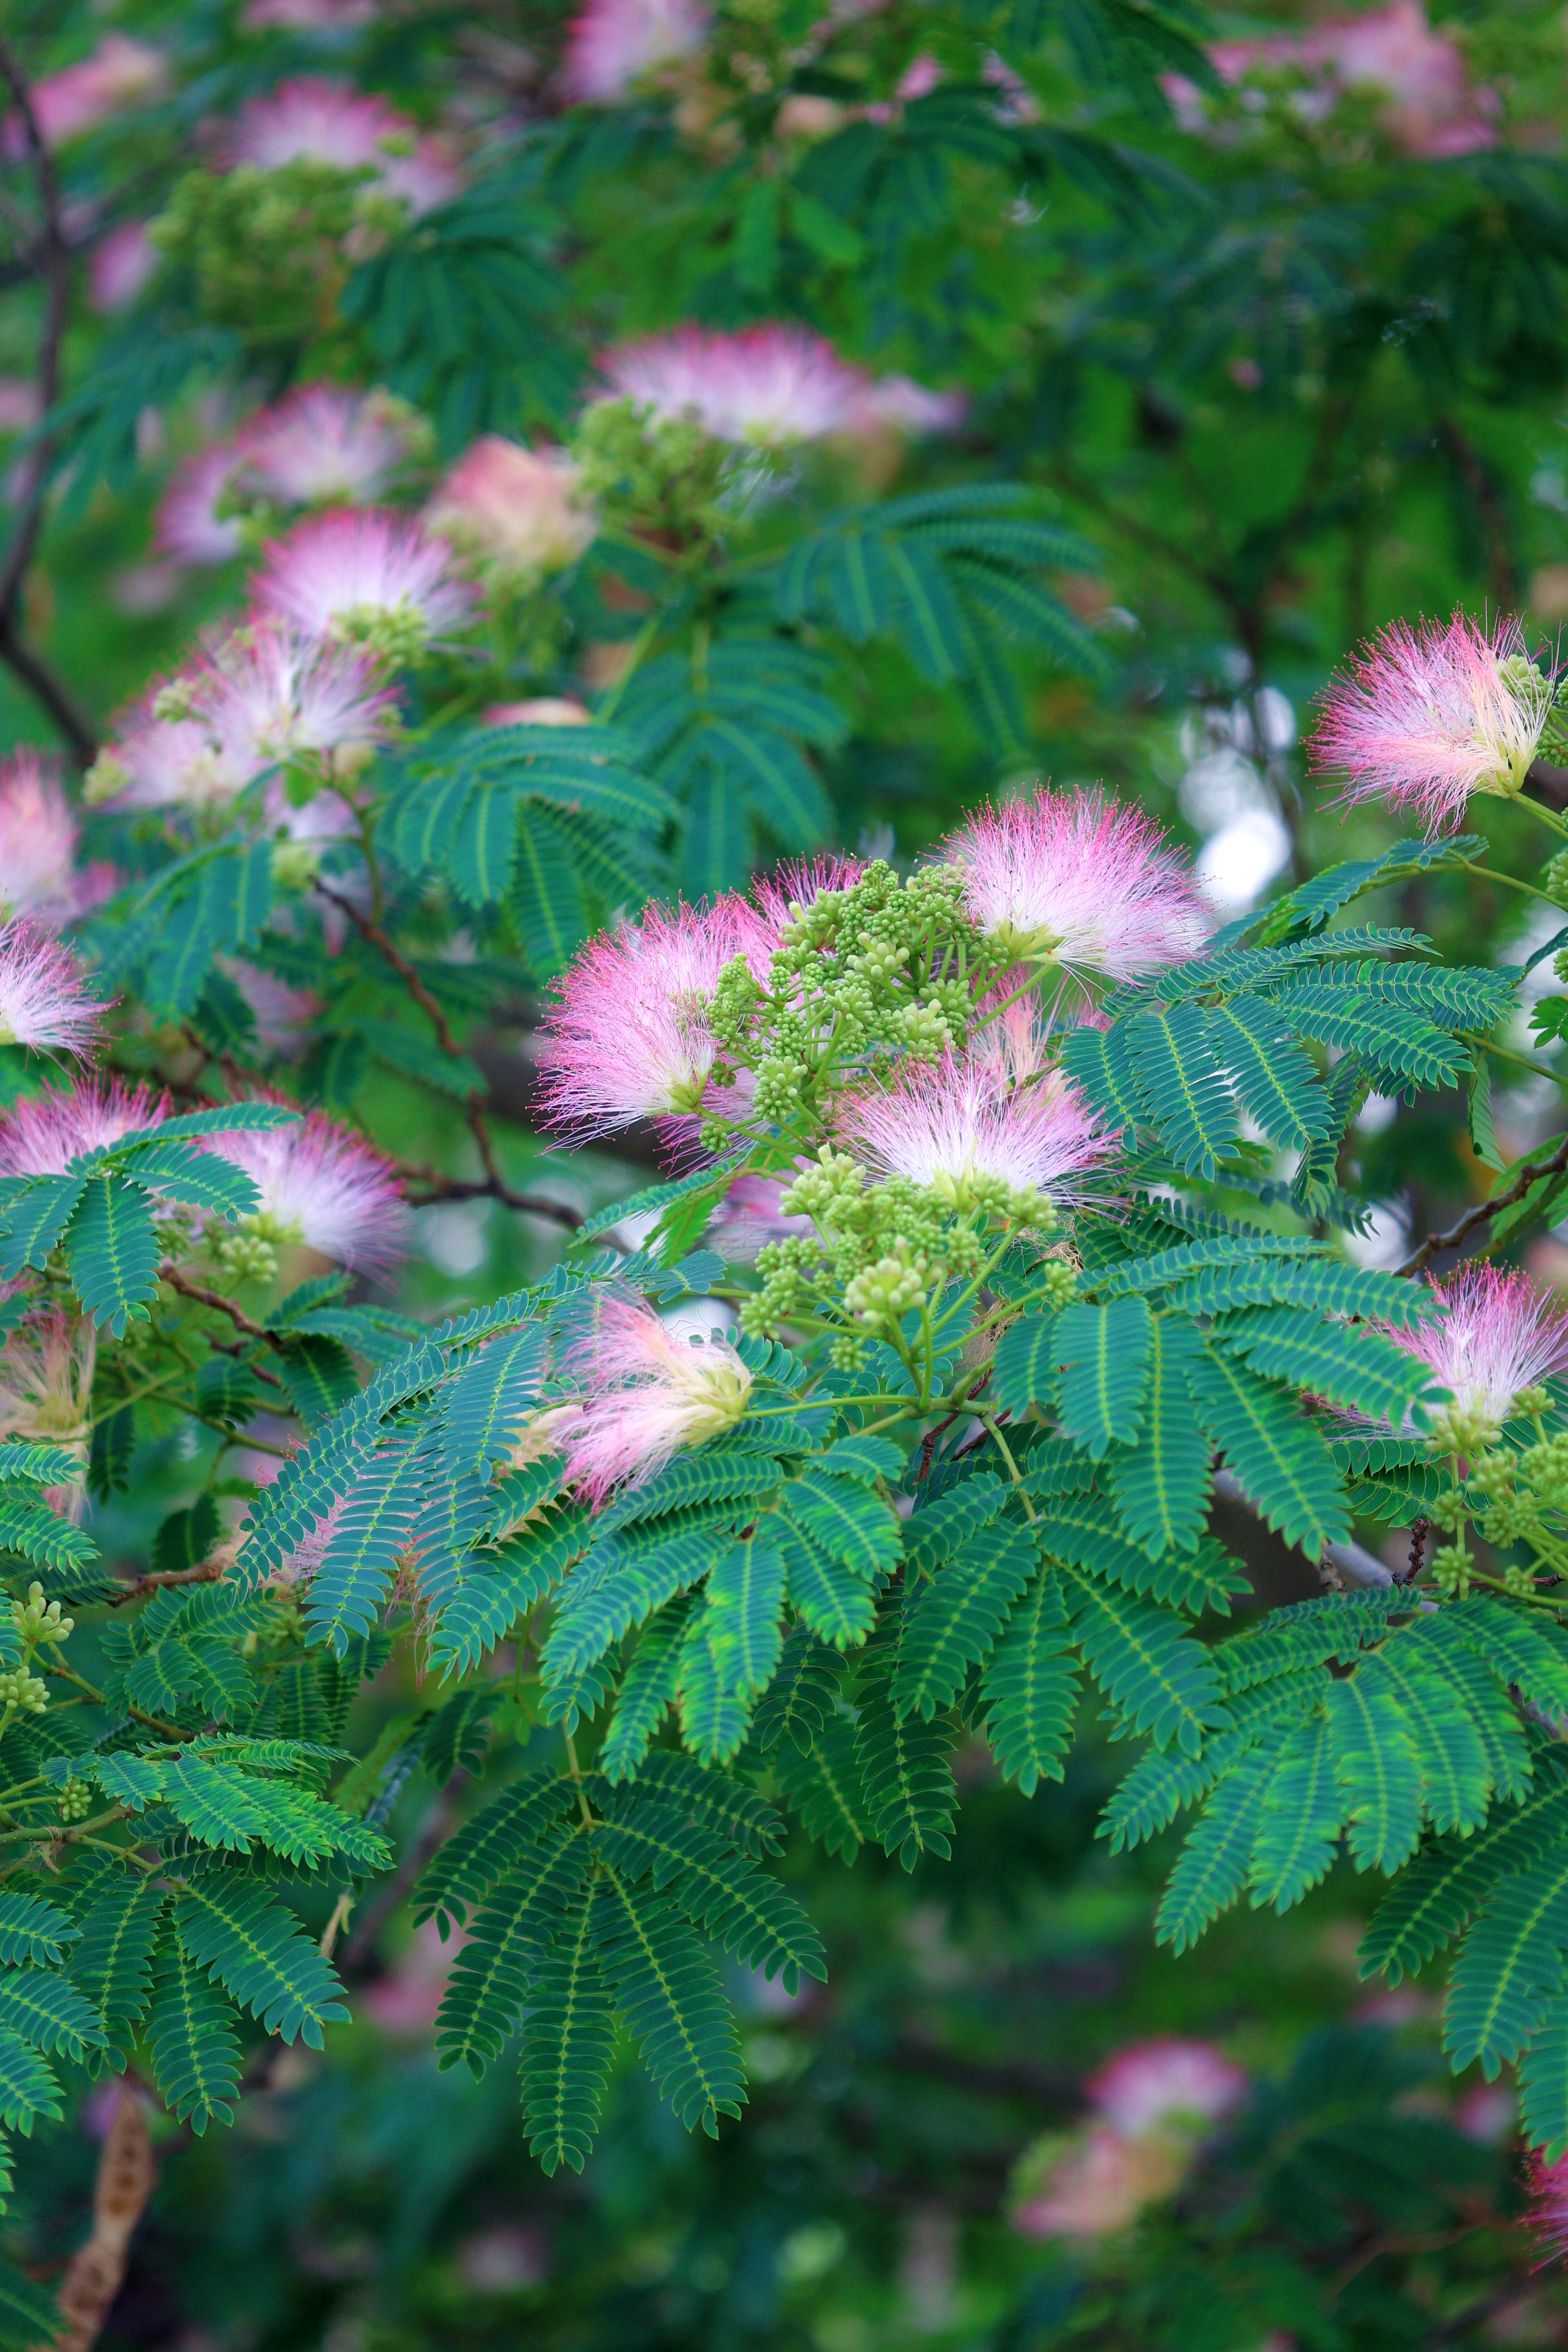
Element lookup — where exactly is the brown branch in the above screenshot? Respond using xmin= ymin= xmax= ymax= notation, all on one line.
xmin=1397 ymin=1131 xmax=1568 ymax=1277
xmin=53 ymin=2086 xmax=156 ymax=2352
xmin=0 ymin=35 xmax=97 ymax=767
xmin=102 ymin=1558 xmax=227 ymax=1610
xmin=396 ymin=1156 xmax=583 ymax=1229
xmin=156 ymin=1261 xmax=268 ymax=1339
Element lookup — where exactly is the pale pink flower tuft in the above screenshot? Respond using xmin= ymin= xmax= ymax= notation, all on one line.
xmin=0 ymin=1307 xmax=95 ymax=1482
xmin=89 ymin=703 xmax=249 ymax=814
xmin=224 ymin=76 xmax=462 ymax=215
xmin=598 ymin=324 xmax=874 ymax=447
xmin=0 ymin=921 xmax=102 ymax=1054
xmin=853 ymin=375 xmax=968 ymax=436
xmin=1011 ymin=2124 xmax=1175 ymax=2242
xmin=243 ymin=0 xmax=377 ymax=25
xmin=557 ymin=1294 xmax=751 ymax=1502
xmin=483 ymin=697 xmax=591 ymax=728
xmin=837 ymin=1052 xmax=1112 ymax=1206
xmin=1311 ymin=611 xmax=1553 ymax=833
xmin=0 ymin=1076 xmax=168 ymax=1177
xmin=707 ymin=1172 xmax=814 ymax=1262
xmin=944 ymin=787 xmax=1210 ymax=979
xmin=186 ymin=614 xmax=398 ymax=774
xmin=425 ymin=437 xmax=597 ymax=581
xmin=1387 ymin=1262 xmax=1568 ymax=1425
xmin=6 ymin=37 xmax=166 ymax=154
xmin=1087 ymin=2038 xmax=1248 ymax=2138
xmin=1526 ymin=2150 xmax=1568 ymax=2267
xmin=200 ymin=1101 xmax=409 ymax=1277
xmin=238 ymin=384 xmax=418 ymax=508
xmin=561 ymin=0 xmax=711 ymax=104
xmin=0 ymin=752 xmax=115 ymax=925
xmin=88 ymin=221 xmax=158 ymax=313
xmin=1181 ymin=1 xmax=1496 ymax=159
xmin=251 ymin=507 xmax=477 ymax=649
xmin=221 ymin=960 xmax=320 ymax=1056
xmin=538 ymin=897 xmax=761 ymax=1139
xmin=155 ymin=444 xmax=247 ymax=567
xmin=752 ymin=853 xmax=865 ymax=938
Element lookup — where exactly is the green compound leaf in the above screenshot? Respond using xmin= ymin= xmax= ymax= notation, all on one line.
xmin=1051 ymin=1295 xmax=1153 ymax=1459
xmin=592 ymin=1794 xmax=825 ymax=1992
xmin=1059 ymin=1566 xmax=1229 ymax=1757
xmin=0 ymin=1894 xmax=75 ymax=1969
xmin=981 ymin=1570 xmax=1079 ymax=1796
xmin=772 ymin=1715 xmax=869 ymax=1864
xmin=1107 ymin=1312 xmax=1212 ymax=1559
xmin=895 ymin=1523 xmax=1036 ymax=1721
xmin=65 ymin=1173 xmax=158 ymax=1336
xmin=599 ymin=1597 xmax=694 ymax=1784
xmin=1205 ymin=994 xmax=1333 ymax=1150
xmin=1155 ymin=1753 xmax=1272 ymax=1954
xmin=443 ymin=1323 xmax=550 ymax=1471
xmin=435 ymin=1832 xmax=588 ymax=2079
xmin=1185 ymin=1343 xmax=1349 ymax=1555
xmin=303 ymin=1430 xmax=428 ymax=1658
xmin=590 ymin=1869 xmax=746 ymax=2138
xmin=991 ymin=1312 xmax=1059 ymax=1417
xmin=854 ymin=1655 xmax=957 ymax=1871
xmin=1519 ymin=1992 xmax=1568 ymax=2159
xmin=1248 ymin=1711 xmax=1342 ymax=1913
xmin=174 ymin=1882 xmax=350 ymax=2050
xmin=1214 ymin=1306 xmax=1443 ymax=1428
xmin=519 ymin=1878 xmax=616 ymax=2177
xmin=1127 ymin=1002 xmax=1239 ymax=1179
xmin=749 ymin=1624 xmax=842 ymax=1758
xmin=0 ymin=1170 xmax=87 ymax=1279
xmin=0 ymin=1967 xmax=105 ymax=2062
xmin=1327 ymin=1675 xmax=1423 ymax=1876
xmin=146 ymin=1937 xmax=241 ymax=2135
xmin=1443 ymin=1854 xmax=1568 ymax=2077
xmin=704 ymin=1536 xmax=787 ymax=1700
xmin=773 ymin=1511 xmax=877 ymax=1650
xmin=71 ymin=1877 xmax=166 ymax=2041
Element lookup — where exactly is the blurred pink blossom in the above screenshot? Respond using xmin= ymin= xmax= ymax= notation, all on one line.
xmin=0 ymin=752 xmax=116 ymax=925
xmin=156 ymin=445 xmax=247 ymax=567
xmin=483 ymin=697 xmax=591 ymax=727
xmin=561 ymin=0 xmax=711 ymax=105
xmin=1086 ymin=2037 xmax=1248 ymax=2137
xmin=425 ymin=436 xmax=597 ymax=581
xmin=88 ymin=221 xmax=158 ymax=312
xmin=4 ymin=38 xmax=167 ymax=156
xmin=225 ymin=76 xmax=462 ymax=215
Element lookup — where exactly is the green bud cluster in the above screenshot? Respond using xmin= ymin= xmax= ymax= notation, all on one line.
xmin=1520 ymin=1432 xmax=1568 ymax=1512
xmin=57 ymin=1777 xmax=90 ymax=1824
xmin=1425 ymin=1399 xmax=1500 ymax=1459
xmin=12 ymin=1584 xmax=73 ymax=1647
xmin=571 ymin=398 xmax=741 ymax=546
xmin=150 ymin=160 xmax=373 ymax=338
xmin=0 ymin=1669 xmax=48 ymax=1714
xmin=1430 ymin=1541 xmax=1472 ymax=1597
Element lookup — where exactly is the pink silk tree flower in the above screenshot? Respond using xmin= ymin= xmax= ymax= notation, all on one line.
xmin=0 ymin=1306 xmax=96 ymax=1495
xmin=596 ymin=323 xmax=876 ymax=448
xmin=0 ymin=1077 xmax=167 ymax=1177
xmin=424 ymin=437 xmax=597 ymax=584
xmin=0 ymin=752 xmax=115 ymax=925
xmin=561 ymin=0 xmax=711 ymax=104
xmin=199 ymin=1102 xmax=409 ymax=1277
xmin=944 ymin=786 xmax=1211 ymax=979
xmin=237 ymin=384 xmax=420 ymax=509
xmin=220 ymin=960 xmax=321 ymax=1057
xmin=155 ymin=444 xmax=247 ymax=566
xmin=707 ymin=1172 xmax=814 ymax=1262
xmin=752 ymin=853 xmax=866 ymax=938
xmin=87 ymin=703 xmax=249 ymax=814
xmin=836 ymin=1053 xmax=1112 ymax=1208
xmin=1311 ymin=611 xmax=1553 ymax=832
xmin=251 ymin=508 xmax=477 ymax=653
xmin=88 ymin=221 xmax=158 ymax=313
xmin=851 ymin=374 xmax=968 ymax=436
xmin=186 ymin=615 xmax=398 ymax=776
xmin=1087 ymin=2038 xmax=1248 ymax=2137
xmin=4 ymin=37 xmax=167 ymax=155
xmin=483 ymin=697 xmax=591 ymax=727
xmin=224 ymin=77 xmax=461 ymax=215
xmin=538 ymin=897 xmax=760 ymax=1140
xmin=1526 ymin=2150 xmax=1568 ymax=2266
xmin=557 ymin=1294 xmax=752 ymax=1502
xmin=0 ymin=921 xmax=103 ymax=1054
xmin=1385 ymin=1262 xmax=1568 ymax=1427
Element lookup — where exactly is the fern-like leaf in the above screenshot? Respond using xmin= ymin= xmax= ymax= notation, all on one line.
xmin=590 ymin=1870 xmax=746 ymax=2136
xmin=519 ymin=1879 xmax=617 ymax=2176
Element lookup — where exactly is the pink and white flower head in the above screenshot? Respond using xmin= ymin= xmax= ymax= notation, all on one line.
xmin=597 ymin=324 xmax=875 ymax=448
xmin=86 ymin=704 xmax=248 ymax=814
xmin=424 ymin=437 xmax=597 ymax=583
xmin=186 ymin=615 xmax=397 ymax=776
xmin=243 ymin=0 xmax=377 ymax=26
xmin=752 ymin=853 xmax=866 ymax=941
xmin=220 ymin=960 xmax=320 ymax=1058
xmin=252 ymin=508 xmax=476 ymax=654
xmin=0 ymin=752 xmax=115 ymax=925
xmin=561 ymin=0 xmax=711 ymax=104
xmin=0 ymin=1307 xmax=95 ymax=1492
xmin=155 ymin=444 xmax=247 ymax=567
xmin=0 ymin=1076 xmax=167 ymax=1177
xmin=707 ymin=1172 xmax=814 ymax=1262
xmin=836 ymin=1053 xmax=1112 ymax=1210
xmin=237 ymin=384 xmax=419 ymax=509
xmin=483 ymin=697 xmax=591 ymax=728
xmin=6 ymin=37 xmax=167 ymax=154
xmin=1087 ymin=2038 xmax=1248 ymax=2139
xmin=224 ymin=78 xmax=461 ymax=216
xmin=538 ymin=897 xmax=759 ymax=1140
xmin=557 ymin=1293 xmax=751 ymax=1503
xmin=88 ymin=221 xmax=158 ymax=314
xmin=1311 ymin=611 xmax=1553 ymax=834
xmin=200 ymin=1101 xmax=409 ymax=1278
xmin=1387 ymin=1262 xmax=1568 ymax=1429
xmin=1011 ymin=2123 xmax=1180 ymax=2242
xmin=852 ymin=374 xmax=968 ymax=437
xmin=1526 ymin=2149 xmax=1568 ymax=2268
xmin=0 ymin=922 xmax=102 ymax=1055
xmin=944 ymin=787 xmax=1211 ymax=979
xmin=1188 ymin=2 xmax=1496 ymax=160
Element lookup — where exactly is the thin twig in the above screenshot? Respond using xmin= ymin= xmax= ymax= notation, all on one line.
xmin=0 ymin=35 xmax=97 ymax=764
xmin=102 ymin=1559 xmax=227 ymax=1611
xmin=1398 ymin=1131 xmax=1568 ymax=1276
xmin=157 ymin=1261 xmax=269 ymax=1340
xmin=396 ymin=1157 xmax=583 ymax=1229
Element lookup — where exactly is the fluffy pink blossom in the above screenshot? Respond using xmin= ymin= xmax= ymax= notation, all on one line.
xmin=561 ymin=0 xmax=711 ymax=104
xmin=707 ymin=1172 xmax=814 ymax=1261
xmin=1011 ymin=2124 xmax=1184 ymax=2241
xmin=87 ymin=704 xmax=249 ymax=814
xmin=155 ymin=445 xmax=247 ymax=566
xmin=200 ymin=1101 xmax=408 ymax=1277
xmin=1311 ymin=611 xmax=1553 ymax=833
xmin=1180 ymin=1 xmax=1496 ymax=158
xmin=424 ymin=437 xmax=596 ymax=581
xmin=224 ymin=77 xmax=461 ymax=215
xmin=944 ymin=787 xmax=1210 ymax=979
xmin=598 ymin=324 xmax=875 ymax=447
xmin=243 ymin=0 xmax=377 ymax=24
xmin=538 ymin=897 xmax=762 ymax=1139
xmin=1087 ymin=2038 xmax=1248 ymax=2138
xmin=483 ymin=697 xmax=591 ymax=727
xmin=237 ymin=384 xmax=418 ymax=509
xmin=221 ymin=960 xmax=320 ymax=1056
xmin=5 ymin=37 xmax=166 ymax=155
xmin=0 ymin=1077 xmax=167 ymax=1177
xmin=0 ymin=921 xmax=102 ymax=1054
xmin=88 ymin=221 xmax=158 ymax=313
xmin=1526 ymin=2149 xmax=1568 ymax=2266
xmin=837 ymin=1053 xmax=1112 ymax=1206
xmin=752 ymin=853 xmax=865 ymax=939
xmin=1386 ymin=1262 xmax=1568 ymax=1426
xmin=186 ymin=615 xmax=398 ymax=774
xmin=0 ymin=1307 xmax=95 ymax=1485
xmin=251 ymin=508 xmax=477 ymax=649
xmin=0 ymin=752 xmax=115 ymax=925
xmin=853 ymin=375 xmax=968 ymax=436
xmin=557 ymin=1294 xmax=752 ymax=1502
